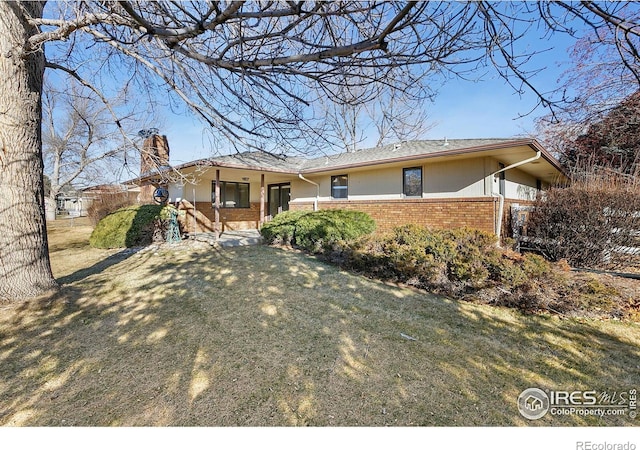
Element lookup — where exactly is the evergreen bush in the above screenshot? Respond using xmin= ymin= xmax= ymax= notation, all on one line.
xmin=260 ymin=209 xmax=375 ymax=252
xmin=89 ymin=204 xmax=172 ymax=248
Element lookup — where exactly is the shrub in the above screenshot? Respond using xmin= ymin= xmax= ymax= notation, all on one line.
xmin=337 ymin=225 xmax=558 ymax=296
xmin=526 ymin=170 xmax=640 ymax=270
xmin=339 ymin=226 xmax=502 ymax=292
xmin=320 ymin=223 xmax=633 ymax=320
xmin=259 ymin=211 xmax=308 ymax=246
xmin=260 ymin=209 xmax=376 ymax=252
xmin=89 ymin=204 xmax=172 ymax=248
xmin=305 ymin=222 xmax=632 ymax=319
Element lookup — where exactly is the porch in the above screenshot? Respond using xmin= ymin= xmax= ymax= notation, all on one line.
xmin=170 ymin=166 xmax=295 ymax=235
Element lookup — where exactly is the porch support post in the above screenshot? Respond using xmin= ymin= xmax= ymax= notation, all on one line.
xmin=259 ymin=173 xmax=265 ymax=227
xmin=214 ymin=169 xmax=221 ymax=240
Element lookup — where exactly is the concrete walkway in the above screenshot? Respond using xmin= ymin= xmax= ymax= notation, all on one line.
xmin=218 ymin=230 xmax=263 ymax=247
xmin=190 ymin=230 xmax=263 ymax=247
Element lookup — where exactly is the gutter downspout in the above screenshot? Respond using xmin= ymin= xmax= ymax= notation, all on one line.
xmin=298 ymin=174 xmax=319 ymax=211
xmin=490 ymin=151 xmax=541 ymax=242
xmin=492 ymin=151 xmax=542 ymax=178
xmin=491 ymin=191 xmax=505 ymax=244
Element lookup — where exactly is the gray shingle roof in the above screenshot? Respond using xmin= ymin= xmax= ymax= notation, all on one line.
xmin=301 ymin=138 xmax=518 ymax=171
xmin=172 ymin=151 xmax=306 ymax=173
xmin=132 ymin=138 xmax=567 ymax=184
xmin=158 ymin=138 xmax=535 ymax=178
xmin=211 ymin=151 xmax=307 ymax=171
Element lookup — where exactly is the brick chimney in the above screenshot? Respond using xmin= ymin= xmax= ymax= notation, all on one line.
xmin=140 ymin=133 xmax=170 ymax=203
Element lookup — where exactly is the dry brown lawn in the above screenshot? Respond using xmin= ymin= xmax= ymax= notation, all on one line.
xmin=0 ymin=218 xmax=638 ymax=426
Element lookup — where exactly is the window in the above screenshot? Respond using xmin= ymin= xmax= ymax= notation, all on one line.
xmin=403 ymin=167 xmax=422 ymax=197
xmin=331 ymin=175 xmax=348 ymax=199
xmin=211 ymin=181 xmax=250 ymax=208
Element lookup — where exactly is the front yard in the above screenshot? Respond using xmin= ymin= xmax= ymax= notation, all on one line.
xmin=0 ymin=218 xmax=638 ymax=426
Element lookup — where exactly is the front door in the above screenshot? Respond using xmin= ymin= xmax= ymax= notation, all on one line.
xmin=268 ymin=184 xmax=290 ymax=218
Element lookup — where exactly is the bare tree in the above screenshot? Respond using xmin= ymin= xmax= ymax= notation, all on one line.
xmin=367 ymin=90 xmax=435 ymax=148
xmin=42 ymin=80 xmax=142 ymax=218
xmin=2 ymin=1 xmax=640 ymax=301
xmin=536 ymin=10 xmax=640 ymax=168
xmin=317 ymin=83 xmax=434 ymax=153
xmin=315 ymin=83 xmax=373 ymax=153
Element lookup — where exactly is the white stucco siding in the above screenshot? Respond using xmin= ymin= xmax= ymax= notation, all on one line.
xmin=423 ymin=159 xmax=485 ymax=198
xmin=505 ymin=168 xmax=539 ymax=201
xmin=488 ymin=158 xmax=542 ymax=201
xmin=168 ymin=181 xmax=205 ymax=203
xmin=290 ymin=177 xmax=325 ymax=203
xmin=166 ymin=150 xmax=552 ymax=206
xmin=291 ymin=159 xmax=490 ymax=202
xmin=347 ymin=167 xmax=404 ymax=200
xmin=292 ymin=166 xmax=412 ymax=202
xmin=166 ymin=166 xmax=211 ymax=203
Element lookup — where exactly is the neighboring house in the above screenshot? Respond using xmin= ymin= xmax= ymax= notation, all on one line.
xmin=135 ymin=137 xmax=567 ymax=238
xmin=80 ymin=184 xmax=140 ymax=214
xmin=48 ymin=184 xmax=140 ymax=219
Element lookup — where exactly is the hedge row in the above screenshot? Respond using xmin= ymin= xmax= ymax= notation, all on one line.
xmin=261 ymin=212 xmax=633 ymax=319
xmin=334 ymin=224 xmax=552 ymax=294
xmin=526 ymin=183 xmax=640 ymax=271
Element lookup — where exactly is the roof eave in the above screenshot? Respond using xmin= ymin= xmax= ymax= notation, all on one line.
xmin=129 ymin=139 xmax=568 ymax=183
xmin=300 ymin=139 xmax=562 ymax=174
xmin=129 ymin=157 xmax=301 ymax=185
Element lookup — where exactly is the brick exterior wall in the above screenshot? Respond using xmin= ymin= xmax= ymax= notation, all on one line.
xmin=289 ymin=197 xmax=500 ymax=235
xmin=178 ymin=200 xmax=260 ymax=233
xmin=177 ymin=196 xmax=523 ymax=237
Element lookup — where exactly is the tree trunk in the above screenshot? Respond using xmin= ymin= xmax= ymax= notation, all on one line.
xmin=0 ymin=2 xmax=58 ymax=300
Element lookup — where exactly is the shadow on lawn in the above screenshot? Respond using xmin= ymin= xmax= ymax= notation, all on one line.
xmin=56 ymin=248 xmax=143 ymax=284
xmin=0 ymin=244 xmax=638 ymax=426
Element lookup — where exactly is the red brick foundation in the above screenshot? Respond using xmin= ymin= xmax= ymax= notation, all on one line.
xmin=178 ymin=197 xmax=517 ymax=236
xmin=289 ymin=197 xmax=500 ymax=235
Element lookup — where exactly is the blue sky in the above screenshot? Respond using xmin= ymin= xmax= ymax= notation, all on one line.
xmin=163 ymin=76 xmax=564 ymax=166
xmin=163 ymin=75 xmax=560 ymax=165
xmin=163 ymin=34 xmax=576 ymax=165
xmin=422 ymin=34 xmax=575 ymax=143
xmin=424 ymin=76 xmax=550 ymax=140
